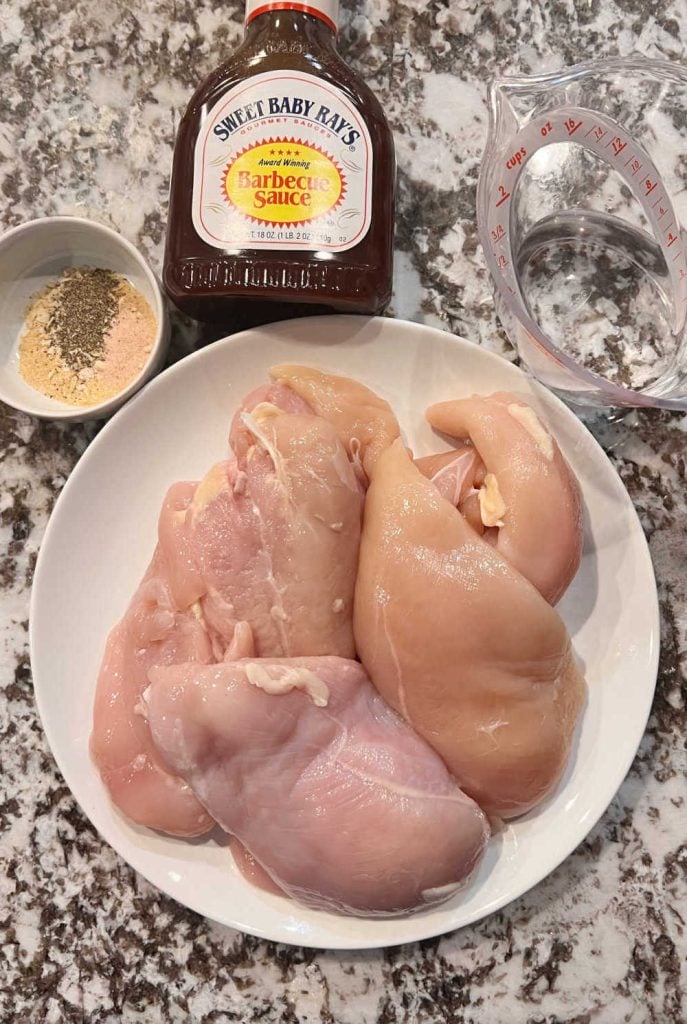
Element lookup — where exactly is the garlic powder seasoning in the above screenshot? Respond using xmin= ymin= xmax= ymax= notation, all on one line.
xmin=19 ymin=266 xmax=156 ymax=407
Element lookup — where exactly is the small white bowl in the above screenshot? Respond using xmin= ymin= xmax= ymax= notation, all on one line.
xmin=0 ymin=217 xmax=170 ymax=421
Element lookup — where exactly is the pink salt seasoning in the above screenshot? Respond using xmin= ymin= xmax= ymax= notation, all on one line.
xmin=97 ymin=286 xmax=156 ymax=400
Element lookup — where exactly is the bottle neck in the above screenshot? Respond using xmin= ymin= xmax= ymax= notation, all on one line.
xmin=245 ymin=1 xmax=339 ymax=35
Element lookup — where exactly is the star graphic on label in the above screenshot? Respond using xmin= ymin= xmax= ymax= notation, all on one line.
xmin=270 ymin=149 xmax=276 ymax=155
xmin=278 ymin=149 xmax=284 ymax=155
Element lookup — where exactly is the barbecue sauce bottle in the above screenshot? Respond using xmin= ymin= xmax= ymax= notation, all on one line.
xmin=163 ymin=0 xmax=395 ymax=323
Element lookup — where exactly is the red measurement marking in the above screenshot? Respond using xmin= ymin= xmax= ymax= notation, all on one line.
xmin=651 ymin=195 xmax=662 ymax=209
xmin=491 ymin=224 xmax=506 ymax=242
xmin=643 ymin=177 xmax=657 ymax=196
xmin=667 ymin=231 xmax=678 ymax=247
xmin=585 ymin=124 xmax=606 ymax=141
xmin=629 ymin=158 xmax=642 ymax=175
xmin=680 ymin=268 xmax=687 ymax=280
xmin=564 ymin=117 xmax=582 ymax=136
xmin=659 ymin=206 xmax=668 ymax=219
xmin=672 ymin=250 xmax=683 ymax=262
xmin=495 ymin=185 xmax=511 ymax=208
xmin=540 ymin=121 xmax=553 ymax=137
xmin=496 ymin=254 xmax=509 ymax=269
xmin=608 ymin=136 xmax=626 ymax=156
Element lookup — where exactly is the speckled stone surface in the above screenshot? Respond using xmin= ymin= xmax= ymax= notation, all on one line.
xmin=1 ymin=1 xmax=686 ymax=1021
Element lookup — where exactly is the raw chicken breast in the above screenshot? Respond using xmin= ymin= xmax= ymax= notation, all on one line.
xmin=270 ymin=365 xmax=400 ymax=476
xmin=157 ymin=480 xmax=206 ymax=609
xmin=354 ymin=439 xmax=586 ymax=819
xmin=92 ymin=384 xmax=363 ymax=833
xmin=187 ymin=403 xmax=362 ymax=657
xmin=415 ymin=448 xmax=486 ymax=534
xmin=91 ymin=485 xmax=215 ymax=836
xmin=144 ymin=657 xmax=489 ymax=916
xmin=415 ymin=449 xmax=485 ymax=499
xmin=427 ymin=394 xmax=582 ymax=604
xmin=229 ymin=380 xmax=313 ymax=462
xmin=229 ymin=837 xmax=286 ymax=896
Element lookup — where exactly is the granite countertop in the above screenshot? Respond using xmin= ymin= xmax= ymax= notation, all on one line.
xmin=2 ymin=1 xmax=686 ymax=1021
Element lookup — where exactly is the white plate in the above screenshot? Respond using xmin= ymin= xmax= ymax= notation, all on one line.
xmin=30 ymin=316 xmax=659 ymax=949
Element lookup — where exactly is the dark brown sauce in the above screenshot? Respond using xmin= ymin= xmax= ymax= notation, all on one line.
xmin=164 ymin=6 xmax=395 ymax=323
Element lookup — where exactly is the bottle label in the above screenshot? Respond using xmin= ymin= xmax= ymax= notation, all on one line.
xmin=245 ymin=1 xmax=339 ymax=33
xmin=192 ymin=70 xmax=373 ymax=252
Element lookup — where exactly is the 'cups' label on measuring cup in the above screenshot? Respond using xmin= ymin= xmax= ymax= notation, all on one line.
xmin=191 ymin=70 xmax=373 ymax=252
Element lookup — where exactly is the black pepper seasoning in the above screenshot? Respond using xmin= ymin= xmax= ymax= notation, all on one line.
xmin=46 ymin=267 xmax=119 ymax=371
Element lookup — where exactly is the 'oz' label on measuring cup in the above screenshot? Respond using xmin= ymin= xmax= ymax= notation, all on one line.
xmin=192 ymin=70 xmax=373 ymax=253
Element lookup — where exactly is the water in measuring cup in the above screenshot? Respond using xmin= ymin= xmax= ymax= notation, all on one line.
xmin=510 ymin=143 xmax=678 ymax=394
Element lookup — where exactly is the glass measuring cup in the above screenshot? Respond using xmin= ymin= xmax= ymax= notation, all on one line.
xmin=477 ymin=57 xmax=687 ymax=410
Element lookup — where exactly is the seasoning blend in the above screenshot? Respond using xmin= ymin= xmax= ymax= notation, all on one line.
xmin=164 ymin=0 xmax=395 ymax=322
xmin=19 ymin=267 xmax=157 ymax=407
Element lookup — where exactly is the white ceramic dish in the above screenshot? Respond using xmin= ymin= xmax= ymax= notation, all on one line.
xmin=30 ymin=316 xmax=659 ymax=949
xmin=0 ymin=217 xmax=169 ymax=421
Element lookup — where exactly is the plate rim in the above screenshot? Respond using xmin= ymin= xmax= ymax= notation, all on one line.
xmin=29 ymin=314 xmax=660 ymax=949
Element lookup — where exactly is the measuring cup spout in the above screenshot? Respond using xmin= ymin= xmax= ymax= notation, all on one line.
xmin=486 ymin=80 xmax=519 ymax=137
